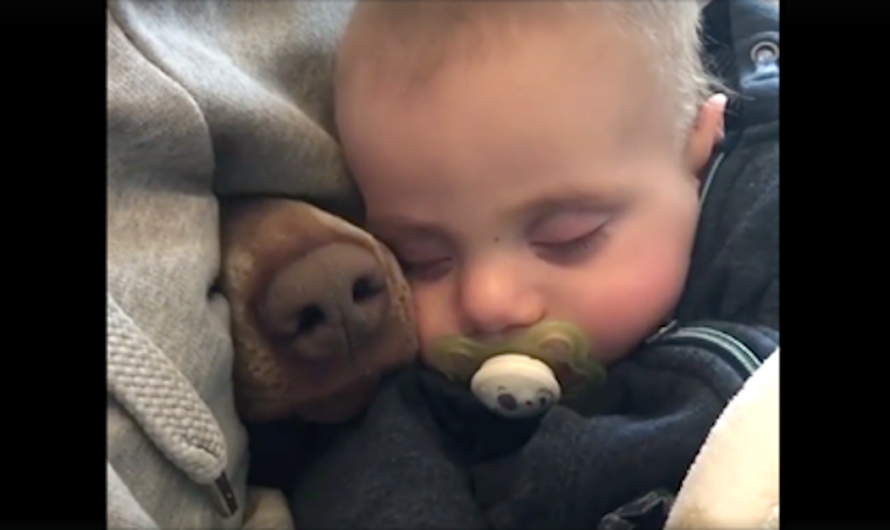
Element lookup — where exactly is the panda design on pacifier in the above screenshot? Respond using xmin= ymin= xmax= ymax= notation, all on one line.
xmin=470 ymin=353 xmax=561 ymax=418
xmin=428 ymin=320 xmax=606 ymax=419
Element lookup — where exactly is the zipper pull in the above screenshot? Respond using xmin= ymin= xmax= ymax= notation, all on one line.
xmin=645 ymin=319 xmax=679 ymax=345
xmin=208 ymin=472 xmax=239 ymax=518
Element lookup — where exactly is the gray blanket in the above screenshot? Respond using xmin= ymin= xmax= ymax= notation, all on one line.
xmin=106 ymin=1 xmax=358 ymax=527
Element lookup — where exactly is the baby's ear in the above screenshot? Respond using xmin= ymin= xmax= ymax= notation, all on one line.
xmin=684 ymin=94 xmax=727 ymax=181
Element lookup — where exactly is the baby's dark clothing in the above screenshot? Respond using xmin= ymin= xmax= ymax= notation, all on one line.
xmin=284 ymin=107 xmax=778 ymax=529
xmin=281 ymin=132 xmax=777 ymax=530
xmin=250 ymin=1 xmax=779 ymax=528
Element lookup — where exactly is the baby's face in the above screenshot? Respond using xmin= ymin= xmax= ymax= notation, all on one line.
xmin=336 ymin=22 xmax=723 ymax=365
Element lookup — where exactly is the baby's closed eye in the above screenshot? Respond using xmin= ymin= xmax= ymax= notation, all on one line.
xmin=527 ymin=211 xmax=610 ymax=261
xmin=389 ymin=240 xmax=453 ymax=281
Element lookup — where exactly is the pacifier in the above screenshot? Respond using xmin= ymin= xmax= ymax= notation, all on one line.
xmin=427 ymin=320 xmax=606 ymax=419
xmin=470 ymin=353 xmax=561 ymax=419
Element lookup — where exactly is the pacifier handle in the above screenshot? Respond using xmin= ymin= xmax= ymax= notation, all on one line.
xmin=469 ymin=353 xmax=561 ymax=419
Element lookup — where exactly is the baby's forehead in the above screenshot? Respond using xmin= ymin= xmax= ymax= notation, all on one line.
xmin=337 ymin=2 xmax=643 ymax=92
xmin=337 ymin=1 xmax=707 ymax=139
xmin=338 ymin=33 xmax=669 ymax=167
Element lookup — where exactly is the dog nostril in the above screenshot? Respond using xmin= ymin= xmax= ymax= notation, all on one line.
xmin=352 ymin=274 xmax=384 ymax=303
xmin=295 ymin=304 xmax=325 ymax=336
xmin=497 ymin=394 xmax=518 ymax=411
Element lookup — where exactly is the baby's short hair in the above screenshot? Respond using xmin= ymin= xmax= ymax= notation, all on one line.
xmin=337 ymin=1 xmax=717 ymax=134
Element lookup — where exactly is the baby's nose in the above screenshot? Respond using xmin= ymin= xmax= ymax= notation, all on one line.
xmin=258 ymin=243 xmax=390 ymax=361
xmin=458 ymin=260 xmax=543 ymax=336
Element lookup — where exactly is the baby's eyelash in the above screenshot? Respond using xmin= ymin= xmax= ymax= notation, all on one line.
xmin=550 ymin=233 xmax=597 ymax=254
xmin=398 ymin=257 xmax=452 ymax=282
xmin=534 ymin=229 xmax=605 ymax=260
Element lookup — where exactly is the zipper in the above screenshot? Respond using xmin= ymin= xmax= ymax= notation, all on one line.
xmin=699 ymin=149 xmax=726 ymax=208
xmin=657 ymin=325 xmax=762 ymax=377
xmin=645 ymin=319 xmax=680 ymax=345
xmin=651 ymin=149 xmax=726 ymax=330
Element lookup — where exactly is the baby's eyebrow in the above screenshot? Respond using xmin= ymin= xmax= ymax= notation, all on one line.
xmin=367 ymin=217 xmax=451 ymax=242
xmin=512 ymin=192 xmax=616 ymax=222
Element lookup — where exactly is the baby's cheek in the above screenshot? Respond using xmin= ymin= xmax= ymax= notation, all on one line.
xmin=412 ymin=286 xmax=459 ymax=365
xmin=573 ymin=255 xmax=689 ymax=363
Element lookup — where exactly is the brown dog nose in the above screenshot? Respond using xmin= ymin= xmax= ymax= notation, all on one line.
xmin=258 ymin=243 xmax=390 ymax=361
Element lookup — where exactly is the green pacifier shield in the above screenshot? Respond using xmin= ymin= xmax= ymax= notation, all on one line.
xmin=428 ymin=320 xmax=606 ymax=398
